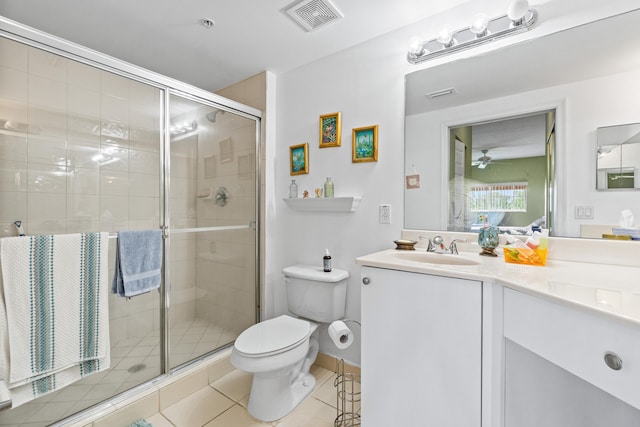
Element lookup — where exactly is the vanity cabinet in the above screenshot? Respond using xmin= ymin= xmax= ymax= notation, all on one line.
xmin=360 ymin=266 xmax=482 ymax=427
xmin=503 ymin=288 xmax=640 ymax=426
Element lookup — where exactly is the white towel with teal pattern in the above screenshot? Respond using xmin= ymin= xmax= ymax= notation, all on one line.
xmin=0 ymin=232 xmax=110 ymax=408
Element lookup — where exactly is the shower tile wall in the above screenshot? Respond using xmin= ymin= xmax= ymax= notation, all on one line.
xmin=170 ymin=135 xmax=198 ymax=326
xmin=195 ymin=116 xmax=256 ymax=336
xmin=167 ymin=97 xmax=257 ymax=367
xmin=0 ymin=37 xmax=166 ymax=347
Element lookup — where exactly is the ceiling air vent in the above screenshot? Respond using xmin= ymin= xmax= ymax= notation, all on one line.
xmin=284 ymin=0 xmax=344 ymax=32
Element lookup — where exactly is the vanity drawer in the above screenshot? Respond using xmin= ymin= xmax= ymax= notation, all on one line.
xmin=504 ymin=288 xmax=640 ymax=410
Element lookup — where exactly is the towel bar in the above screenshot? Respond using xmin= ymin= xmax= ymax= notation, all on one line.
xmin=107 ymin=223 xmax=252 ymax=239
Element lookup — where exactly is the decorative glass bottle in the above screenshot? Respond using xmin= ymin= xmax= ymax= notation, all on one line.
xmin=289 ymin=179 xmax=298 ymax=198
xmin=324 ymin=177 xmax=334 ymax=198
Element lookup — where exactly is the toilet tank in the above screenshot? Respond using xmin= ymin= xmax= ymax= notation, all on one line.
xmin=283 ymin=264 xmax=349 ymax=323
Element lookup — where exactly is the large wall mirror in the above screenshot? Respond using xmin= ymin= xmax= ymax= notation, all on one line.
xmin=405 ymin=9 xmax=640 ymax=238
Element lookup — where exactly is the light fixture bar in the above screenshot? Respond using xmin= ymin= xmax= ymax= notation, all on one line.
xmin=407 ymin=9 xmax=537 ymax=64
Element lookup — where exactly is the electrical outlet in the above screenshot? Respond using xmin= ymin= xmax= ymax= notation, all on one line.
xmin=379 ymin=204 xmax=391 ymax=224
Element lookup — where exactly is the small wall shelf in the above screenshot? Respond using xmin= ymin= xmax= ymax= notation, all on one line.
xmin=283 ymin=197 xmax=362 ymax=212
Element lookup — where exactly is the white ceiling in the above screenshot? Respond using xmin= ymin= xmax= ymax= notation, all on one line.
xmin=0 ymin=0 xmax=469 ymax=92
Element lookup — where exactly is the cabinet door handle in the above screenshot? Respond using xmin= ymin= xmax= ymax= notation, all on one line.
xmin=604 ymin=351 xmax=623 ymax=370
xmin=362 ymin=277 xmax=371 ymax=285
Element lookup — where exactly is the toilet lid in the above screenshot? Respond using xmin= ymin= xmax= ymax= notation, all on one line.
xmin=235 ymin=315 xmax=310 ymax=356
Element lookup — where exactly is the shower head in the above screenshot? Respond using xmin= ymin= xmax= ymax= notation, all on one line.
xmin=205 ymin=109 xmax=226 ymax=123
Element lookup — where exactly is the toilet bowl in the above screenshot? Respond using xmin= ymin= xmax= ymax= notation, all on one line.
xmin=231 ymin=315 xmax=320 ymax=422
xmin=231 ymin=264 xmax=349 ymax=422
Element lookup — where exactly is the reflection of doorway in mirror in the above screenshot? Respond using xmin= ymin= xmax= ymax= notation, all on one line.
xmin=448 ymin=110 xmax=553 ymax=235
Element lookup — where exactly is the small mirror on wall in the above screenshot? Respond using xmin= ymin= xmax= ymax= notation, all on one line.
xmin=596 ymin=123 xmax=640 ymax=190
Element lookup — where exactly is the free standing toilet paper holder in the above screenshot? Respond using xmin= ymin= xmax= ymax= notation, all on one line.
xmin=330 ymin=319 xmax=361 ymax=427
xmin=334 ymin=358 xmax=361 ymax=427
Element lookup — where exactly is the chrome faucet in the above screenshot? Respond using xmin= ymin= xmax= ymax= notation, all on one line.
xmin=448 ymin=238 xmax=467 ymax=254
xmin=419 ymin=235 xmax=467 ymax=254
xmin=419 ymin=235 xmax=434 ymax=252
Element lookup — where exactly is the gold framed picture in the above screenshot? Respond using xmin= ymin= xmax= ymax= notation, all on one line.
xmin=290 ymin=143 xmax=309 ymax=175
xmin=319 ymin=112 xmax=341 ymax=148
xmin=352 ymin=125 xmax=378 ymax=163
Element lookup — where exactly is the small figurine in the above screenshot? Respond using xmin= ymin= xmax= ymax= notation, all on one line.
xmin=314 ymin=188 xmax=323 ymax=198
xmin=303 ymin=190 xmax=309 ymax=198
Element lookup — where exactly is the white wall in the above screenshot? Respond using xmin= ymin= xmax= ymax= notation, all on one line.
xmin=272 ymin=0 xmax=640 ymax=365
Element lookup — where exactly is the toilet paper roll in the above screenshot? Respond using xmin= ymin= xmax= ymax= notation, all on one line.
xmin=328 ymin=320 xmax=354 ymax=350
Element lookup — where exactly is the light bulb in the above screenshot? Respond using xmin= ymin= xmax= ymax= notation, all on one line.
xmin=436 ymin=27 xmax=454 ymax=47
xmin=507 ymin=0 xmax=530 ymax=24
xmin=470 ymin=13 xmax=489 ymax=37
xmin=408 ymin=36 xmax=425 ymax=56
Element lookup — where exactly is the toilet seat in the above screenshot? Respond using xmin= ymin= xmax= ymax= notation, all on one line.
xmin=234 ymin=315 xmax=310 ymax=357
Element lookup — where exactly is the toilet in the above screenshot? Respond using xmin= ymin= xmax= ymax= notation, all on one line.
xmin=231 ymin=264 xmax=349 ymax=422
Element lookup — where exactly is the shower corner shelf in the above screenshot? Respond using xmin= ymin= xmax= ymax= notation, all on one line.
xmin=283 ymin=196 xmax=361 ymax=212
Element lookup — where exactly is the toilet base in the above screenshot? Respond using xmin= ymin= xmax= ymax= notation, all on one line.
xmin=247 ymin=371 xmax=317 ymax=422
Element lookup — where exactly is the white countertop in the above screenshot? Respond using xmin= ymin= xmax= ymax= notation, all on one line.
xmin=356 ymin=247 xmax=640 ymax=328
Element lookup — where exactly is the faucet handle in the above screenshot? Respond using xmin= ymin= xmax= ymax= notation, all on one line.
xmin=419 ymin=235 xmax=434 ymax=252
xmin=449 ymin=238 xmax=467 ymax=255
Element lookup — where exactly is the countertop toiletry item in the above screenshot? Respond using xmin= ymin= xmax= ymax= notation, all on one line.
xmin=526 ymin=231 xmax=542 ymax=249
xmin=324 ymin=177 xmax=334 ymax=198
xmin=289 ymin=180 xmax=298 ymax=198
xmin=323 ymin=249 xmax=332 ymax=272
xmin=504 ymin=230 xmax=549 ymax=266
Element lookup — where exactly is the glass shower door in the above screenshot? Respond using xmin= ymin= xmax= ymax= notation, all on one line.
xmin=167 ymin=93 xmax=258 ymax=369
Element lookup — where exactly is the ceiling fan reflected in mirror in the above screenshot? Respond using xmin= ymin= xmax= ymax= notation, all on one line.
xmin=473 ymin=149 xmax=492 ymax=169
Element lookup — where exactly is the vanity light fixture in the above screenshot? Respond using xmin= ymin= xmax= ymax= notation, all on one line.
xmin=407 ymin=0 xmax=537 ymax=64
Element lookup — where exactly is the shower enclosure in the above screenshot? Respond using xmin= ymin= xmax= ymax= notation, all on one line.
xmin=0 ymin=20 xmax=260 ymax=427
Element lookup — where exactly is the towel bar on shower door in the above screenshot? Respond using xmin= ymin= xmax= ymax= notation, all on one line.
xmin=107 ymin=223 xmax=253 ymax=239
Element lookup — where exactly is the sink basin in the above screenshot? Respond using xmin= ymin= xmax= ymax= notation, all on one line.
xmin=390 ymin=251 xmax=481 ymax=266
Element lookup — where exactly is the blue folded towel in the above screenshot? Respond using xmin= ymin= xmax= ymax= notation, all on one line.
xmin=128 ymin=420 xmax=153 ymax=427
xmin=112 ymin=230 xmax=162 ymax=297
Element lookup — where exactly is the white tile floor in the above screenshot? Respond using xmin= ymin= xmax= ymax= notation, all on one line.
xmin=142 ymin=365 xmax=355 ymax=427
xmin=0 ymin=319 xmax=240 ymax=427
